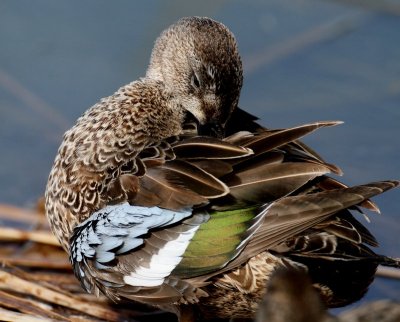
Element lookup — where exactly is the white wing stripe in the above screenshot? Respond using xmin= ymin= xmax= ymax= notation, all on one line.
xmin=123 ymin=225 xmax=199 ymax=287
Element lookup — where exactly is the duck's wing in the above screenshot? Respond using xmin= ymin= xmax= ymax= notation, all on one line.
xmin=70 ymin=117 xmax=399 ymax=305
xmin=106 ymin=136 xmax=252 ymax=210
xmin=69 ymin=120 xmax=344 ymax=304
xmin=70 ymin=203 xmax=212 ymax=304
xmin=123 ymin=120 xmax=340 ymax=211
xmin=69 ymin=136 xmax=254 ymax=304
xmin=227 ymin=107 xmax=342 ymax=173
xmin=238 ymin=180 xmax=399 ymax=263
xmin=177 ymin=180 xmax=399 ymax=284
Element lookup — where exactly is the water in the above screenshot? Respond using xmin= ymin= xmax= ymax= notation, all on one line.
xmin=0 ymin=0 xmax=399 ymax=312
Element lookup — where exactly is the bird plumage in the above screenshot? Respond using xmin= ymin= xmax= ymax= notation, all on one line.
xmin=45 ymin=16 xmax=400 ymax=320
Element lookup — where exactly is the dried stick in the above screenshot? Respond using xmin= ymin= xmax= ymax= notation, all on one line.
xmin=0 ymin=257 xmax=70 ymax=270
xmin=0 ymin=307 xmax=57 ymax=322
xmin=377 ymin=265 xmax=400 ymax=280
xmin=0 ymin=270 xmax=121 ymax=321
xmin=0 ymin=289 xmax=68 ymax=321
xmin=0 ymin=203 xmax=47 ymax=225
xmin=0 ymin=227 xmax=59 ymax=246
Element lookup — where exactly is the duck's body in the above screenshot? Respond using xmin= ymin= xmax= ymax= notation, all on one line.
xmin=45 ymin=17 xmax=399 ymax=321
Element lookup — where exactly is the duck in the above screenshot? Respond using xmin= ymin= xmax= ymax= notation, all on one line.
xmin=45 ymin=16 xmax=400 ymax=321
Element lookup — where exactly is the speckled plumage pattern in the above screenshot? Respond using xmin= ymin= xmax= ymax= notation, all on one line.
xmin=45 ymin=17 xmax=400 ymax=321
xmin=46 ymin=79 xmax=187 ymax=250
xmin=200 ymin=252 xmax=304 ymax=319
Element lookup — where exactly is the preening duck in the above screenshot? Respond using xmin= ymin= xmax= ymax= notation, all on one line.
xmin=45 ymin=16 xmax=399 ymax=321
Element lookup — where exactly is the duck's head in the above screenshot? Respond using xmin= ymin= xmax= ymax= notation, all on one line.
xmin=146 ymin=17 xmax=243 ymax=136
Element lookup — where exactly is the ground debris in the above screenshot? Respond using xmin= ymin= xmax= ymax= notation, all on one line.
xmin=0 ymin=202 xmax=177 ymax=322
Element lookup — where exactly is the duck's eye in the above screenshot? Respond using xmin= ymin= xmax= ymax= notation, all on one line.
xmin=191 ymin=73 xmax=200 ymax=89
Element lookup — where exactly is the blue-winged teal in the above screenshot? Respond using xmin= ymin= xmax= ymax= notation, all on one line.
xmin=45 ymin=17 xmax=399 ymax=321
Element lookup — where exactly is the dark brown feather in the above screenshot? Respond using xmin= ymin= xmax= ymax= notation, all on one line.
xmin=242 ymin=121 xmax=342 ymax=155
xmin=173 ymin=136 xmax=253 ymax=159
xmin=225 ymin=162 xmax=331 ymax=203
xmin=316 ymin=177 xmax=380 ymax=213
xmin=161 ymin=160 xmax=229 ymax=198
xmin=190 ymin=159 xmax=233 ymax=177
xmin=134 ymin=167 xmax=207 ymax=209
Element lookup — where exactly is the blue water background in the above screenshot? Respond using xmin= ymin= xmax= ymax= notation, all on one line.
xmin=0 ymin=0 xmax=399 ymax=313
